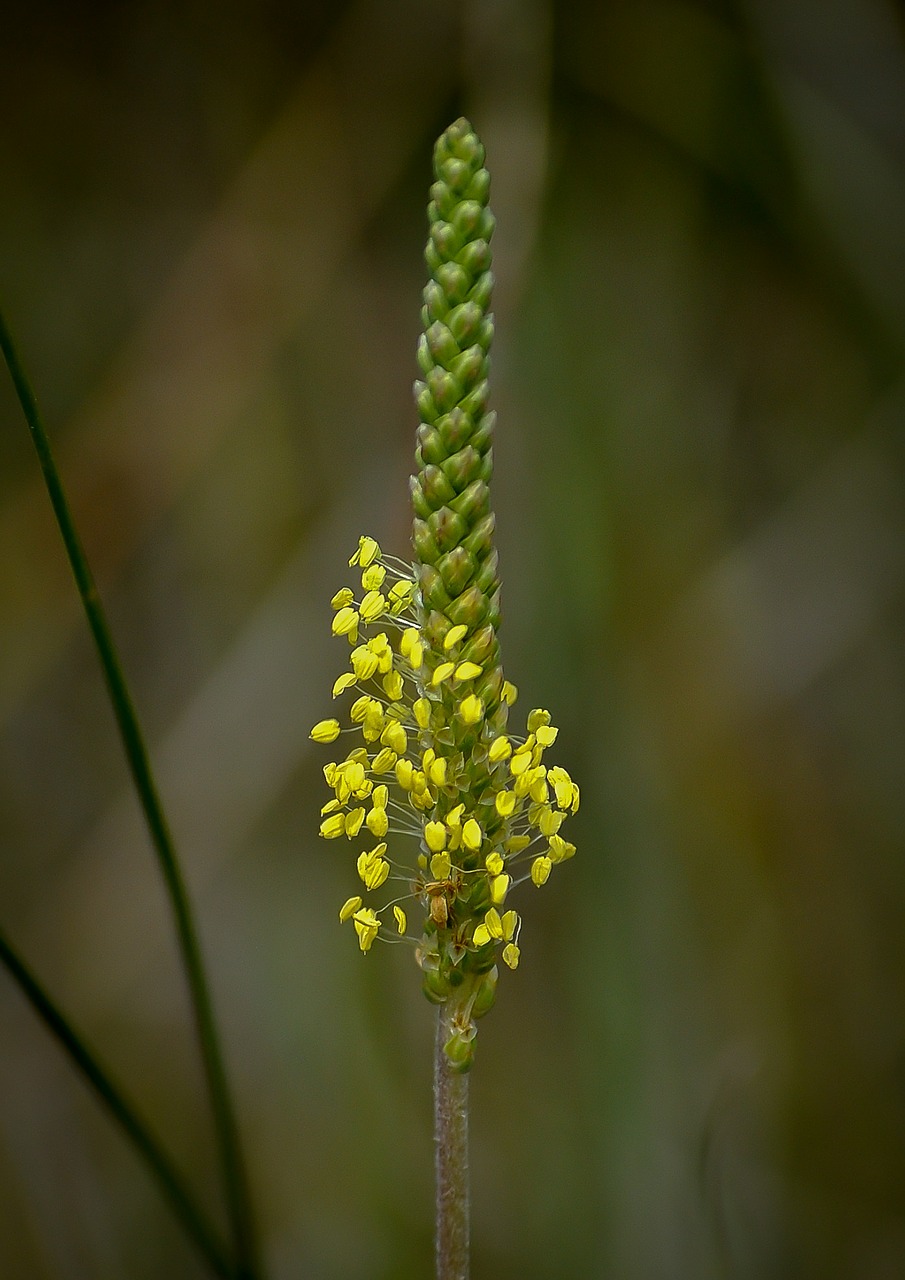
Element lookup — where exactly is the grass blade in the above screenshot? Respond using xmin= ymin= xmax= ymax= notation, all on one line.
xmin=0 ymin=307 xmax=262 ymax=1280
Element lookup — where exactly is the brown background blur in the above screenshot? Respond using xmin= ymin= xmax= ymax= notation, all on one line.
xmin=2 ymin=1 xmax=905 ymax=1276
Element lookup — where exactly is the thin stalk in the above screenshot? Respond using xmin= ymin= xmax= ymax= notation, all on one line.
xmin=0 ymin=926 xmax=233 ymax=1278
xmin=0 ymin=309 xmax=261 ymax=1280
xmin=434 ymin=1006 xmax=470 ymax=1280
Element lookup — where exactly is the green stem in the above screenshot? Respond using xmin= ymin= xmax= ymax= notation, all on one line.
xmin=434 ymin=1006 xmax=470 ymax=1280
xmin=0 ymin=308 xmax=261 ymax=1280
xmin=0 ymin=926 xmax=233 ymax=1278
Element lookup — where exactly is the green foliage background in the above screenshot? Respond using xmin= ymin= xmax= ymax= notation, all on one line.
xmin=2 ymin=1 xmax=904 ymax=1276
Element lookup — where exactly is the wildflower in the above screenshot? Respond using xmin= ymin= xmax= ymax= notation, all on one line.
xmin=312 ymin=118 xmax=577 ymax=1071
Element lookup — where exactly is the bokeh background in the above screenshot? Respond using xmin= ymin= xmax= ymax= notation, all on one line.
xmin=2 ymin=0 xmax=905 ymax=1276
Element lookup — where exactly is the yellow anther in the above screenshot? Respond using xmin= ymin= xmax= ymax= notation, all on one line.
xmin=424 ymin=821 xmax=447 ymax=853
xmin=351 ymin=646 xmax=379 ymax=680
xmin=331 ymin=606 xmax=359 ymax=638
xmin=366 ymin=807 xmax=388 ymax=837
xmin=344 ymin=808 xmax=365 ymax=837
xmin=395 ymin=758 xmax=414 ymax=790
xmin=490 ymin=873 xmax=510 ymax=905
xmin=459 ymin=694 xmax=484 ymax=725
xmin=488 ymin=736 xmax=512 ymax=763
xmin=339 ymin=895 xmax=362 ymax=922
xmin=536 ymin=725 xmax=558 ymax=747
xmin=319 ymin=813 xmax=346 ymax=839
xmin=310 ymin=719 xmax=341 ymax=744
xmin=539 ymin=808 xmax=564 ymax=837
xmin=501 ymin=680 xmax=518 ymax=705
xmin=349 ymin=695 xmax=371 ymax=723
xmin=332 ymin=672 xmax=358 ymax=698
xmin=430 ymin=852 xmax=451 ymax=879
xmin=485 ymin=852 xmax=504 ymax=877
xmin=431 ymin=661 xmax=455 ymax=686
xmin=454 ymin=662 xmax=482 ymax=681
xmin=462 ymin=818 xmax=483 ymax=852
xmin=352 ymin=907 xmax=380 ymax=951
xmin=381 ymin=722 xmax=407 ymax=755
xmin=531 ymin=856 xmax=552 ymax=886
xmin=529 ymin=774 xmax=549 ymax=805
xmin=361 ymin=563 xmax=386 ymax=591
xmin=502 ymin=942 xmax=520 ymax=969
xmin=443 ymin=624 xmax=468 ymax=650
xmin=382 ymin=671 xmax=403 ymax=701
xmin=495 ymin=790 xmax=516 ymax=817
xmin=370 ymin=747 xmax=397 ymax=773
xmin=331 ymin=587 xmax=354 ymax=610
xmin=413 ymin=697 xmax=431 ymax=728
xmin=393 ymin=905 xmax=407 ymax=935
xmin=359 ymin=590 xmax=386 ymax=622
xmin=548 ymin=835 xmax=576 ymax=863
xmin=350 ymin=536 xmax=380 ymax=568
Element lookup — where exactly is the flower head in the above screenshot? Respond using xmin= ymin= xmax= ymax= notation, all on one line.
xmin=310 ymin=119 xmax=577 ymax=1070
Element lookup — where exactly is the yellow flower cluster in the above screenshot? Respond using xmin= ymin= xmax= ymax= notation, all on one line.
xmin=312 ymin=535 xmax=577 ymax=995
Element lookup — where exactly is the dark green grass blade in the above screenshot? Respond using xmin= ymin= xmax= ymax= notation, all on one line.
xmin=0 ymin=926 xmax=234 ymax=1277
xmin=0 ymin=307 xmax=262 ymax=1280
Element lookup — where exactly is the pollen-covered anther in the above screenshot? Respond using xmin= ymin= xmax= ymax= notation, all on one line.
xmin=502 ymin=943 xmax=520 ymax=969
xmin=531 ymin=856 xmax=552 ymax=886
xmin=443 ymin=624 xmax=468 ymax=650
xmin=359 ymin=590 xmax=386 ymax=622
xmin=495 ymin=789 xmax=516 ymax=817
xmin=430 ymin=852 xmax=451 ymax=879
xmin=489 ymin=874 xmax=510 ymax=905
xmin=349 ymin=536 xmax=380 ymax=568
xmin=473 ymin=907 xmax=518 ymax=947
xmin=350 ymin=646 xmax=379 ymax=680
xmin=331 ymin=607 xmax=358 ymax=640
xmin=370 ymin=747 xmax=397 ymax=773
xmin=344 ymin=808 xmax=365 ymax=838
xmin=331 ymin=588 xmax=354 ymax=610
xmin=332 ymin=672 xmax=357 ymax=698
xmin=458 ymin=694 xmax=484 ymax=726
xmin=310 ymin=719 xmax=341 ymax=743
xmin=424 ymin=820 xmax=447 ymax=853
xmin=361 ymin=563 xmax=386 ymax=591
xmin=431 ymin=661 xmax=455 ymax=686
xmin=462 ymin=818 xmax=483 ymax=852
xmin=352 ymin=907 xmax=380 ymax=951
xmin=339 ymin=895 xmax=362 ymax=922
xmin=357 ymin=845 xmax=390 ymax=891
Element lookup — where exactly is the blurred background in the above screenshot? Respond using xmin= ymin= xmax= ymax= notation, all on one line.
xmin=1 ymin=0 xmax=904 ymax=1276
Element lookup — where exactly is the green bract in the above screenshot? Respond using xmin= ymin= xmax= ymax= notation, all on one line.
xmin=312 ymin=120 xmax=577 ymax=1070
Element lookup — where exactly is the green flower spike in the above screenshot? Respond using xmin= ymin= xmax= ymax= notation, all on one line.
xmin=311 ymin=119 xmax=577 ymax=1072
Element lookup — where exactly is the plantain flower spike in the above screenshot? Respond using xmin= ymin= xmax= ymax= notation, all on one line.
xmin=310 ymin=118 xmax=577 ymax=1070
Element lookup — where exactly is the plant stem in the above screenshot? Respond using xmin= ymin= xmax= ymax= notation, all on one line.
xmin=0 ymin=308 xmax=261 ymax=1280
xmin=0 ymin=926 xmax=234 ymax=1278
xmin=434 ymin=1005 xmax=470 ymax=1280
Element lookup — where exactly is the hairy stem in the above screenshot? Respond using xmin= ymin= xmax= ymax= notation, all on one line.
xmin=434 ymin=1005 xmax=470 ymax=1280
xmin=0 ymin=308 xmax=261 ymax=1280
